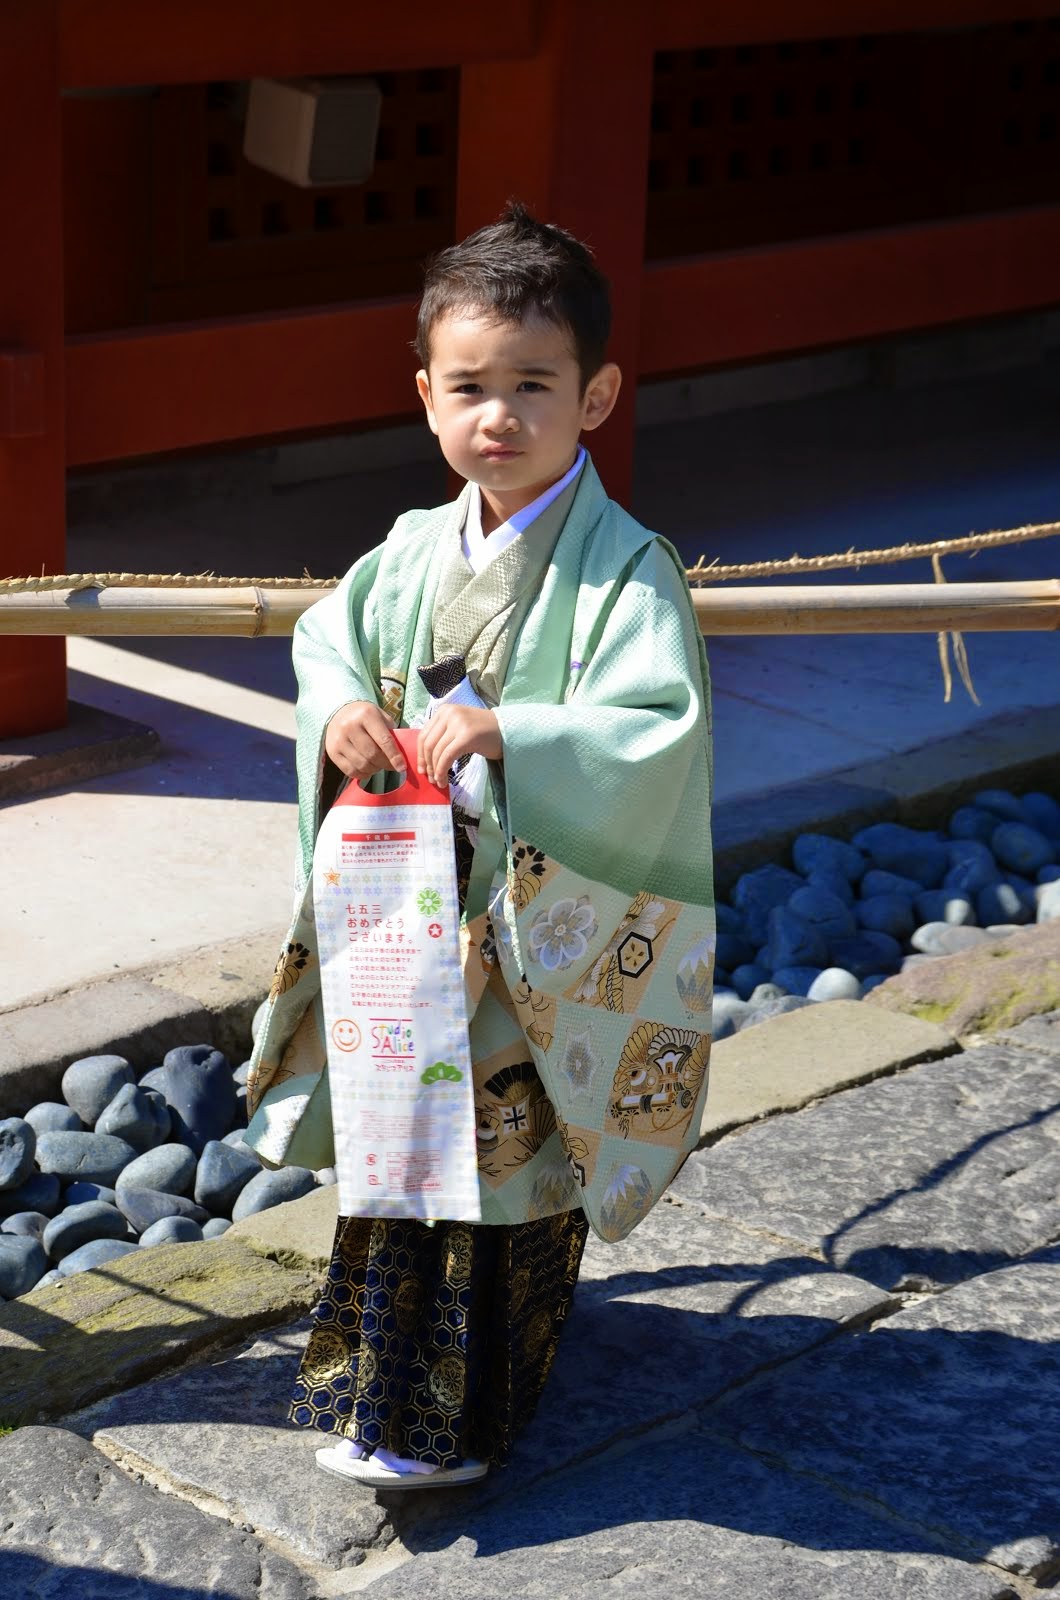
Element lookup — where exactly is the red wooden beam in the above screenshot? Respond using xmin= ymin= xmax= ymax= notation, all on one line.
xmin=640 ymin=205 xmax=1060 ymax=377
xmin=59 ymin=0 xmax=536 ymax=89
xmin=457 ymin=0 xmax=655 ymax=507
xmin=654 ymin=0 xmax=1060 ymax=48
xmin=65 ymin=297 xmax=421 ymax=465
xmin=0 ymin=1 xmax=67 ymax=737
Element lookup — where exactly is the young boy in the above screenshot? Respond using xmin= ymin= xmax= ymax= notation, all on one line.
xmin=246 ymin=203 xmax=715 ymax=1490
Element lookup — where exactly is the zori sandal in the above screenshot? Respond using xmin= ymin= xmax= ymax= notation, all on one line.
xmin=315 ymin=1446 xmax=488 ymax=1489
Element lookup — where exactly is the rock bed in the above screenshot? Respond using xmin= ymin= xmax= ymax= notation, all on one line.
xmin=0 ymin=1029 xmax=334 ymax=1302
xmin=3 ymin=785 xmax=1058 ymax=1300
xmin=713 ymin=785 xmax=1060 ymax=1037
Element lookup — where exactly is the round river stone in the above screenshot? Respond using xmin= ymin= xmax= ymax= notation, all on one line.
xmin=61 ymin=1055 xmax=136 ymax=1128
xmin=231 ymin=1166 xmax=316 ymax=1222
xmin=58 ymin=1238 xmax=139 ymax=1278
xmin=855 ymin=894 xmax=915 ymax=942
xmin=991 ymin=822 xmax=1055 ymax=876
xmin=96 ymin=1083 xmax=171 ymax=1153
xmin=194 ymin=1139 xmax=261 ymax=1218
xmin=0 ymin=1172 xmax=62 ymax=1221
xmin=791 ymin=833 xmax=866 ymax=882
xmin=910 ymin=922 xmax=990 ymax=957
xmin=0 ymin=1119 xmax=36 ymax=1191
xmin=156 ymin=1044 xmax=237 ymax=1155
xmin=117 ymin=1143 xmax=197 ymax=1197
xmin=1 ymin=1211 xmax=49 ymax=1240
xmin=64 ymin=1182 xmax=117 ymax=1207
xmin=738 ymin=996 xmax=812 ymax=1031
xmin=35 ymin=1132 xmax=138 ymax=1188
xmin=1021 ymin=791 xmax=1060 ymax=840
xmin=972 ymin=788 xmax=1027 ymax=823
xmin=116 ymin=1187 xmax=209 ymax=1235
xmin=807 ymin=967 xmax=863 ymax=1002
xmin=23 ymin=1102 xmax=82 ymax=1136
xmin=43 ymin=1201 xmax=129 ymax=1262
xmin=139 ymin=1216 xmax=204 ymax=1248
xmin=0 ymin=1235 xmax=48 ymax=1297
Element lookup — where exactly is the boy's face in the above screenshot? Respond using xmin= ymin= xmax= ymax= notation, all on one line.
xmin=416 ymin=312 xmax=620 ymax=530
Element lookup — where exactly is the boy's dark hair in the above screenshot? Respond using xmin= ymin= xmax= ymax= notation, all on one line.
xmin=415 ymin=202 xmax=611 ymax=390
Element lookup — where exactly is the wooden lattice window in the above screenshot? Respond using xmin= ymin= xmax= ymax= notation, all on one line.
xmin=148 ymin=69 xmax=459 ymax=322
xmin=645 ymin=19 xmax=1060 ymax=258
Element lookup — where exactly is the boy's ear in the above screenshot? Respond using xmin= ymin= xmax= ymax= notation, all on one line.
xmin=415 ymin=369 xmax=440 ymax=435
xmin=580 ymin=362 xmax=622 ymax=433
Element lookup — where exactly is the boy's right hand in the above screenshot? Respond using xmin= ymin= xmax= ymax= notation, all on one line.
xmin=323 ymin=701 xmax=406 ymax=781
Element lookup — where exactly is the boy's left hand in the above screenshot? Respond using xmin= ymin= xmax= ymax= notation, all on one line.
xmin=418 ymin=706 xmax=502 ymax=787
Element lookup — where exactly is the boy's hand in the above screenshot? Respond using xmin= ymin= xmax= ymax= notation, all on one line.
xmin=324 ymin=700 xmax=406 ymax=781
xmin=418 ymin=706 xmax=502 ymax=787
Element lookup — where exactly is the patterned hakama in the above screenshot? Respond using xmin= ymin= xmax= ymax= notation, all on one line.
xmin=291 ymin=1210 xmax=588 ymax=1467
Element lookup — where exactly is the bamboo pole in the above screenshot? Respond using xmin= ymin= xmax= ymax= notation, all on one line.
xmin=0 ymin=579 xmax=1057 ymax=636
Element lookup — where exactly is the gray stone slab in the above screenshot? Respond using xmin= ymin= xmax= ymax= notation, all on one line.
xmin=68 ymin=1199 xmax=890 ymax=1564
xmin=704 ymin=1245 xmax=1060 ymax=1580
xmin=67 ymin=1321 xmax=391 ymax=1570
xmin=0 ymin=979 xmax=213 ymax=1117
xmin=673 ymin=1044 xmax=1060 ymax=1290
xmin=994 ymin=1007 xmax=1060 ymax=1054
xmin=0 ymin=1237 xmax=318 ymax=1424
xmin=489 ymin=1197 xmax=891 ymax=1495
xmin=700 ymin=999 xmax=957 ymax=1140
xmin=358 ymin=1425 xmax=1004 ymax=1600
xmin=0 ymin=700 xmax=159 ymax=801
xmin=0 ymin=1425 xmax=313 ymax=1598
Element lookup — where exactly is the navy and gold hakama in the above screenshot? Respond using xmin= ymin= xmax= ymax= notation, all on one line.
xmin=290 ymin=1210 xmax=587 ymax=1467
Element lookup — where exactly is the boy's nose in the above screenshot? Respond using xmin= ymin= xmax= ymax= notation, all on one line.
xmin=482 ymin=399 xmax=518 ymax=433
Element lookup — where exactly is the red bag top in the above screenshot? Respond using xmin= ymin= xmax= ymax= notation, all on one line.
xmin=331 ymin=727 xmax=450 ymax=810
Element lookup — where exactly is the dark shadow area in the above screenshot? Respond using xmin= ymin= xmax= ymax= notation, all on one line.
xmin=638 ymin=361 xmax=1060 ymax=573
xmin=39 ymin=670 xmax=298 ymax=806
xmin=95 ymin=636 xmax=300 ymax=702
xmin=0 ymin=1554 xmax=262 ymax=1600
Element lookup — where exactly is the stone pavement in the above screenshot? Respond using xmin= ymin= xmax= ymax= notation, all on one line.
xmin=3 ymin=1003 xmax=1057 ymax=1598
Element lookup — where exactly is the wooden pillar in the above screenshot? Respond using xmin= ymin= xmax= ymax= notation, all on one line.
xmin=0 ymin=0 xmax=67 ymax=737
xmin=455 ymin=0 xmax=654 ymax=507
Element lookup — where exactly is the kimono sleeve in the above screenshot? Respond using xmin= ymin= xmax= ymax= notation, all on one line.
xmin=291 ymin=544 xmax=385 ymax=876
xmin=492 ymin=538 xmax=712 ymax=909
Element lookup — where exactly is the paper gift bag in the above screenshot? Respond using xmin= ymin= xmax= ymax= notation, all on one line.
xmin=313 ymin=728 xmax=480 ymax=1221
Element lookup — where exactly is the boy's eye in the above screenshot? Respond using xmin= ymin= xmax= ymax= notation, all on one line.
xmin=453 ymin=383 xmax=482 ymax=395
xmin=517 ymin=381 xmax=547 ymax=392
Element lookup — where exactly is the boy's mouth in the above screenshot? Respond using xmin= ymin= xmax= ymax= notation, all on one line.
xmin=480 ymin=445 xmax=521 ymax=460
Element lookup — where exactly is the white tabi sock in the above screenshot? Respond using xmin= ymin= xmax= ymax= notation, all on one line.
xmin=368 ymin=1447 xmax=439 ymax=1476
xmin=333 ymin=1437 xmax=367 ymax=1460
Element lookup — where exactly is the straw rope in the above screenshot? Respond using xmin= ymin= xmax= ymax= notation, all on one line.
xmin=684 ymin=518 xmax=1059 ymax=584
xmin=0 ymin=517 xmax=1056 ymax=595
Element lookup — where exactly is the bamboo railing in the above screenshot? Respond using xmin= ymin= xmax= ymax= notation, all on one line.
xmin=0 ymin=578 xmax=1057 ymax=636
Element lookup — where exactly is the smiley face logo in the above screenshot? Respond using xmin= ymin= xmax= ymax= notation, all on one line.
xmin=331 ymin=1018 xmax=362 ymax=1053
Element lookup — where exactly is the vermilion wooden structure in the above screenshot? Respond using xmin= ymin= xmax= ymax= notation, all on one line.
xmin=3 ymin=0 xmax=1060 ymax=737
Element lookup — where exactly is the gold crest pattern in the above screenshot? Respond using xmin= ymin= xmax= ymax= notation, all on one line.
xmin=608 ymin=1022 xmax=710 ymax=1140
xmin=379 ymin=672 xmax=406 ymax=721
xmin=475 ymin=1060 xmax=557 ymax=1186
xmin=269 ymin=940 xmax=312 ymax=1001
xmin=428 ymin=1353 xmax=466 ymax=1414
xmin=511 ymin=980 xmax=557 ymax=1055
xmin=507 ymin=841 xmax=549 ymax=910
xmin=445 ymin=1227 xmax=473 ymax=1287
xmin=568 ymin=891 xmax=677 ymax=1014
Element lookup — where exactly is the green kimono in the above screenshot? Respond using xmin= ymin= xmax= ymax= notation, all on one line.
xmin=247 ymin=455 xmax=715 ymax=1244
